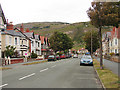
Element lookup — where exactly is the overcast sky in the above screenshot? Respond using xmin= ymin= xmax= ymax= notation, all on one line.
xmin=1 ymin=0 xmax=93 ymax=25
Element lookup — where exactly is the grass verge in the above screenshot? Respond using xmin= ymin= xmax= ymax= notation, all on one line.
xmin=93 ymin=59 xmax=120 ymax=89
xmin=0 ymin=67 xmax=12 ymax=70
xmin=22 ymin=60 xmax=48 ymax=65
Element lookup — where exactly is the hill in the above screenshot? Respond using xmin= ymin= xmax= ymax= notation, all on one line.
xmin=15 ymin=22 xmax=111 ymax=50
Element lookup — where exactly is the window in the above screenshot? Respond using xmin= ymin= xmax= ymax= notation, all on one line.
xmin=111 ymin=41 xmax=112 ymax=46
xmin=115 ymin=49 xmax=117 ymax=54
xmin=115 ymin=39 xmax=117 ymax=45
xmin=22 ymin=40 xmax=23 ymax=45
xmin=38 ymin=42 xmax=39 ymax=47
xmin=9 ymin=36 xmax=12 ymax=45
xmin=15 ymin=38 xmax=17 ymax=45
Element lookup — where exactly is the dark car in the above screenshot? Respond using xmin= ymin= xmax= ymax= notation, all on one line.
xmin=60 ymin=54 xmax=66 ymax=59
xmin=48 ymin=55 xmax=56 ymax=61
xmin=80 ymin=55 xmax=93 ymax=66
xmin=56 ymin=55 xmax=61 ymax=60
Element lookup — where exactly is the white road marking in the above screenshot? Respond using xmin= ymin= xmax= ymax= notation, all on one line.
xmin=19 ymin=73 xmax=35 ymax=80
xmin=0 ymin=84 xmax=8 ymax=88
xmin=40 ymin=68 xmax=48 ymax=72
xmin=51 ymin=65 xmax=56 ymax=68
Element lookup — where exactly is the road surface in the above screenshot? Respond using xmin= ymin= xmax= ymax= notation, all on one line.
xmin=2 ymin=57 xmax=102 ymax=88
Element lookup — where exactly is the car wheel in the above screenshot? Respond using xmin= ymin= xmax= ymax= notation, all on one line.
xmin=80 ymin=63 xmax=83 ymax=66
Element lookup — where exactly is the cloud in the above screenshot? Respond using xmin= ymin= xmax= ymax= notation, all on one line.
xmin=1 ymin=0 xmax=91 ymax=24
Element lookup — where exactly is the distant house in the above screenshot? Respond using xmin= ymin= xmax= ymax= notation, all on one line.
xmin=40 ymin=36 xmax=50 ymax=58
xmin=35 ymin=34 xmax=41 ymax=55
xmin=102 ymin=31 xmax=111 ymax=55
xmin=0 ymin=4 xmax=7 ymax=58
xmin=109 ymin=27 xmax=120 ymax=54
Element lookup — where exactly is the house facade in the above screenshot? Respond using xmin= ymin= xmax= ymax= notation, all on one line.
xmin=102 ymin=32 xmax=111 ymax=55
xmin=102 ymin=27 xmax=120 ymax=55
xmin=109 ymin=27 xmax=120 ymax=54
xmin=23 ymin=27 xmax=41 ymax=56
xmin=0 ymin=4 xmax=6 ymax=58
xmin=1 ymin=22 xmax=31 ymax=57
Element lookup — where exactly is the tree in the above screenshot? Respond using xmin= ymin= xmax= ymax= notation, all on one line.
xmin=83 ymin=30 xmax=100 ymax=53
xmin=87 ymin=2 xmax=119 ymax=69
xmin=49 ymin=31 xmax=73 ymax=54
xmin=5 ymin=45 xmax=16 ymax=58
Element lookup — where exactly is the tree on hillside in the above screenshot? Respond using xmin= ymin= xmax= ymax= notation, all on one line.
xmin=87 ymin=2 xmax=119 ymax=69
xmin=83 ymin=30 xmax=100 ymax=53
xmin=49 ymin=31 xmax=73 ymax=54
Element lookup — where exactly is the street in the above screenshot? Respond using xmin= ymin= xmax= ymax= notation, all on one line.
xmin=2 ymin=57 xmax=102 ymax=88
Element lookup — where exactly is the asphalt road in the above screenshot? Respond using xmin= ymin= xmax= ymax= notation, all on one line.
xmin=1 ymin=57 xmax=102 ymax=88
xmin=94 ymin=56 xmax=120 ymax=77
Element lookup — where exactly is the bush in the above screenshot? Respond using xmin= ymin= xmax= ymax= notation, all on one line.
xmin=109 ymin=52 xmax=115 ymax=56
xmin=115 ymin=53 xmax=119 ymax=56
xmin=31 ymin=52 xmax=37 ymax=58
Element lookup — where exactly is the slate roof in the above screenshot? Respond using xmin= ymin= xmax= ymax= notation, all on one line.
xmin=35 ymin=34 xmax=40 ymax=40
xmin=24 ymin=32 xmax=34 ymax=38
xmin=1 ymin=30 xmax=25 ymax=37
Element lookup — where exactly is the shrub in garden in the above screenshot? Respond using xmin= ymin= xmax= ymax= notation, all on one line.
xmin=31 ymin=51 xmax=37 ymax=58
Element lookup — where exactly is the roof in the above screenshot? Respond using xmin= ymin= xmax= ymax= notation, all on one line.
xmin=0 ymin=4 xmax=6 ymax=24
xmin=111 ymin=27 xmax=120 ymax=39
xmin=40 ymin=36 xmax=45 ymax=44
xmin=1 ymin=30 xmax=25 ymax=37
xmin=24 ymin=32 xmax=34 ymax=38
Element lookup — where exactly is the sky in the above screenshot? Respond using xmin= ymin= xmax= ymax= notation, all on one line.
xmin=0 ymin=0 xmax=93 ymax=25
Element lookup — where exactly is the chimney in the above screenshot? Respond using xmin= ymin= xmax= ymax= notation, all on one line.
xmin=20 ymin=23 xmax=24 ymax=32
xmin=6 ymin=22 xmax=14 ymax=30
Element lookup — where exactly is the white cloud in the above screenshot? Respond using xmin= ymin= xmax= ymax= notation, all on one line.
xmin=1 ymin=0 xmax=92 ymax=24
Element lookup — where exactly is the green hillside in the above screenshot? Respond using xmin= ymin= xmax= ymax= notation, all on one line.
xmin=15 ymin=22 xmax=111 ymax=50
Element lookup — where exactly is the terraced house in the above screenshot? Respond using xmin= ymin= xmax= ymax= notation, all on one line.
xmin=0 ymin=4 xmax=6 ymax=58
xmin=23 ymin=26 xmax=42 ymax=56
xmin=102 ymin=27 xmax=120 ymax=55
xmin=109 ymin=27 xmax=120 ymax=54
xmin=1 ymin=22 xmax=30 ymax=57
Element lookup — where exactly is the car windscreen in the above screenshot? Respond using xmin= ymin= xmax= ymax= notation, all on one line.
xmin=82 ymin=56 xmax=92 ymax=59
xmin=48 ymin=56 xmax=54 ymax=58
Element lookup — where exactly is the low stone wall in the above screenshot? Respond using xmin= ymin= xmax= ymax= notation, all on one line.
xmin=11 ymin=58 xmax=24 ymax=64
xmin=111 ymin=56 xmax=120 ymax=63
xmin=104 ymin=55 xmax=120 ymax=63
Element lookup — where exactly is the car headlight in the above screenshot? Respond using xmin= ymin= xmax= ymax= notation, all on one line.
xmin=90 ymin=60 xmax=93 ymax=62
xmin=81 ymin=59 xmax=83 ymax=62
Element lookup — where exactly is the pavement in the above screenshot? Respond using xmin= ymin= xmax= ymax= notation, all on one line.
xmin=1 ymin=56 xmax=103 ymax=88
xmin=94 ymin=56 xmax=120 ymax=77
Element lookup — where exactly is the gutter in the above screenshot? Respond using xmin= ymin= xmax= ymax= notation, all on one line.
xmin=93 ymin=64 xmax=106 ymax=90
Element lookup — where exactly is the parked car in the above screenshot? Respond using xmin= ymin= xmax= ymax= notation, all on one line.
xmin=56 ymin=55 xmax=61 ymax=60
xmin=80 ymin=55 xmax=93 ymax=66
xmin=48 ymin=55 xmax=56 ymax=61
xmin=60 ymin=54 xmax=66 ymax=59
xmin=73 ymin=54 xmax=78 ymax=58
